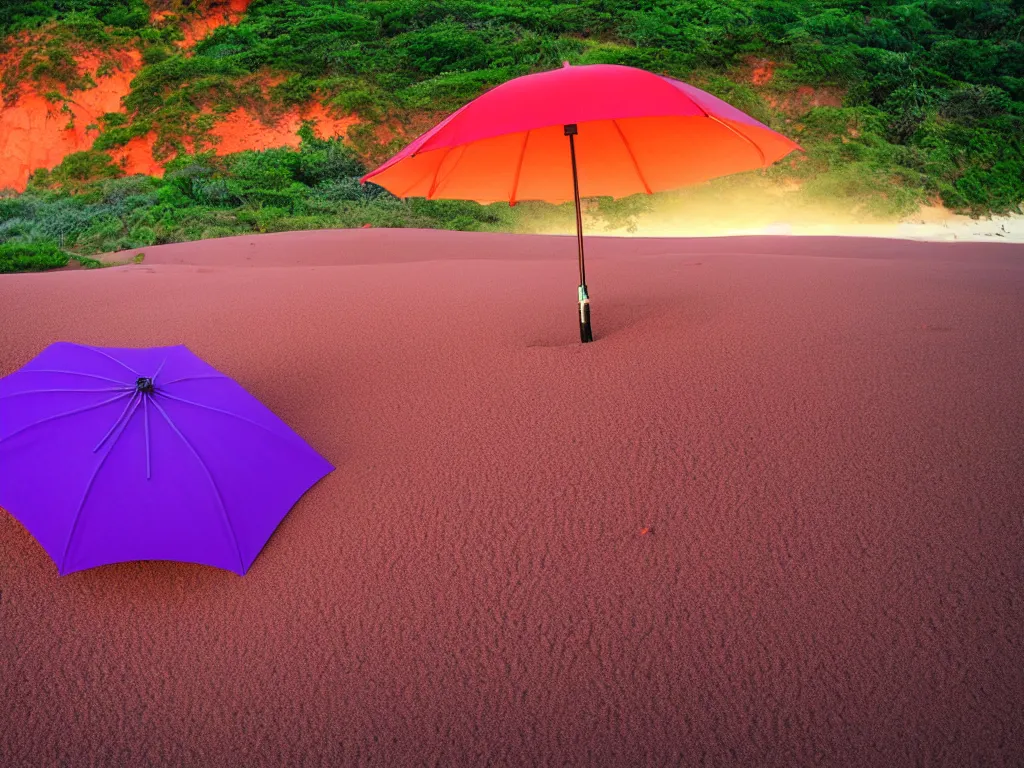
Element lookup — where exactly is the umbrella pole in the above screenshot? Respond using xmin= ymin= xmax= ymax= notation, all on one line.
xmin=565 ymin=123 xmax=592 ymax=343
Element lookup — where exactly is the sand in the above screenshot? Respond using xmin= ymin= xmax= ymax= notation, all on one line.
xmin=589 ymin=205 xmax=1024 ymax=244
xmin=2 ymin=230 xmax=1024 ymax=766
xmin=702 ymin=211 xmax=1024 ymax=244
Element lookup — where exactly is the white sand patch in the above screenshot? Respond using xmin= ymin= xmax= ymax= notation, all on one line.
xmin=594 ymin=204 xmax=1024 ymax=244
xmin=733 ymin=208 xmax=1024 ymax=243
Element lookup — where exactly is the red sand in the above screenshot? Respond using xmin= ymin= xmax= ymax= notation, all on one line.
xmin=2 ymin=231 xmax=1024 ymax=765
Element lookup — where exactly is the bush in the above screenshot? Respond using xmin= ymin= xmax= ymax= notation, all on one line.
xmin=101 ymin=1 xmax=150 ymax=30
xmin=393 ymin=21 xmax=489 ymax=76
xmin=296 ymin=123 xmax=367 ymax=182
xmin=27 ymin=151 xmax=123 ymax=190
xmin=939 ymin=85 xmax=1013 ymax=124
xmin=0 ymin=242 xmax=70 ymax=273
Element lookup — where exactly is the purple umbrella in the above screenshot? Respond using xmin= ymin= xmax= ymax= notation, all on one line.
xmin=0 ymin=342 xmax=334 ymax=576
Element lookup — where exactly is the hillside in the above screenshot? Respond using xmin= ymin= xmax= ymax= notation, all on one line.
xmin=1 ymin=0 xmax=1022 ymax=267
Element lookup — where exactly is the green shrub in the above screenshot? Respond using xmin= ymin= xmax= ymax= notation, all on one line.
xmin=101 ymin=1 xmax=150 ymax=31
xmin=296 ymin=124 xmax=366 ymax=183
xmin=127 ymin=225 xmax=158 ymax=248
xmin=393 ymin=20 xmax=489 ymax=76
xmin=28 ymin=151 xmax=123 ymax=189
xmin=0 ymin=242 xmax=70 ymax=273
xmin=271 ymin=75 xmax=317 ymax=106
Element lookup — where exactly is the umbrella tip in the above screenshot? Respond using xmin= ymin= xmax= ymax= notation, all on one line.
xmin=562 ymin=60 xmax=571 ymax=68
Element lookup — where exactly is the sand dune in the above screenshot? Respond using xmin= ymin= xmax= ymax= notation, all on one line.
xmin=2 ymin=230 xmax=1023 ymax=765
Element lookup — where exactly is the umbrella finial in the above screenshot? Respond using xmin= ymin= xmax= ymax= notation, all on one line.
xmin=136 ymin=377 xmax=155 ymax=394
xmin=562 ymin=60 xmax=571 ymax=68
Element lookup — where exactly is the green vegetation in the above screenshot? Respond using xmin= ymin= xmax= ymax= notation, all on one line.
xmin=0 ymin=241 xmax=71 ymax=273
xmin=0 ymin=1 xmax=1021 ymax=262
xmin=0 ymin=126 xmax=517 ymax=257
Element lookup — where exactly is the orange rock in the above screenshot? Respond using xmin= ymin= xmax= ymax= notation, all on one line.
xmin=0 ymin=33 xmax=360 ymax=190
xmin=110 ymin=133 xmax=163 ymax=179
xmin=177 ymin=0 xmax=252 ymax=49
xmin=208 ymin=104 xmax=359 ymax=154
xmin=0 ymin=50 xmax=142 ymax=191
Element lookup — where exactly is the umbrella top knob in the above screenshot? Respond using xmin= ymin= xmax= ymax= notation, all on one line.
xmin=135 ymin=377 xmax=154 ymax=394
xmin=562 ymin=60 xmax=571 ymax=68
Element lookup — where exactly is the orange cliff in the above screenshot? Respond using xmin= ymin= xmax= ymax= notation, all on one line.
xmin=206 ymin=104 xmax=360 ymax=153
xmin=106 ymin=103 xmax=361 ymax=180
xmin=0 ymin=49 xmax=142 ymax=191
xmin=151 ymin=0 xmax=251 ymax=49
xmin=1 ymin=69 xmax=361 ymax=192
xmin=0 ymin=0 xmax=362 ymax=192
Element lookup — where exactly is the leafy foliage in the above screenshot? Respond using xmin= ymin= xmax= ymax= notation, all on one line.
xmin=0 ymin=241 xmax=70 ymax=273
xmin=0 ymin=0 xmax=1021 ymax=265
xmin=0 ymin=134 xmax=519 ymax=256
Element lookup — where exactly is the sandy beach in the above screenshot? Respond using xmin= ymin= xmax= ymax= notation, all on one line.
xmin=2 ymin=229 xmax=1024 ymax=765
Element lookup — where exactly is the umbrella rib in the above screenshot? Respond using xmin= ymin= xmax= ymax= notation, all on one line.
xmin=94 ymin=391 xmax=140 ymax=453
xmin=150 ymin=397 xmax=245 ymax=574
xmin=151 ymin=356 xmax=170 ymax=384
xmin=509 ymin=130 xmax=531 ymax=205
xmin=9 ymin=369 xmax=129 ymax=386
xmin=159 ymin=374 xmax=231 ymax=387
xmin=154 ymin=391 xmax=296 ymax=445
xmin=396 ymin=160 xmax=441 ymax=200
xmin=0 ymin=387 xmax=132 ymax=399
xmin=80 ymin=345 xmax=141 ymax=377
xmin=426 ymin=147 xmax=453 ymax=199
xmin=706 ymin=114 xmax=767 ymax=166
xmin=611 ymin=120 xmax=652 ymax=195
xmin=143 ymin=395 xmax=151 ymax=480
xmin=0 ymin=392 xmax=133 ymax=445
xmin=438 ymin=145 xmax=470 ymax=198
xmin=59 ymin=395 xmax=143 ymax=576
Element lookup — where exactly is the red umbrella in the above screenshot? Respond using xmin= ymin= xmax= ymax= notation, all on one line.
xmin=362 ymin=62 xmax=802 ymax=342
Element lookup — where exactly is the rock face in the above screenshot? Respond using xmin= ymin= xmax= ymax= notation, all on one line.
xmin=0 ymin=1 xmax=364 ymax=191
xmin=0 ymin=50 xmax=142 ymax=191
xmin=157 ymin=0 xmax=251 ymax=48
xmin=97 ymin=102 xmax=361 ymax=184
xmin=205 ymin=104 xmax=361 ymax=155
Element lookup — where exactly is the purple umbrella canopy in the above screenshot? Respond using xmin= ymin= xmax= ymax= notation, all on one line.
xmin=0 ymin=342 xmax=334 ymax=576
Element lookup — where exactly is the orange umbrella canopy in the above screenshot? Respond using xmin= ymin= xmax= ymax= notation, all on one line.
xmin=361 ymin=63 xmax=802 ymax=205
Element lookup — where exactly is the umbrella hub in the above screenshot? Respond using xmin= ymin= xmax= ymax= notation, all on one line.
xmin=135 ymin=377 xmax=155 ymax=394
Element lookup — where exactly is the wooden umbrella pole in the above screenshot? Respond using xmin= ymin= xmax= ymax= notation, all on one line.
xmin=565 ymin=123 xmax=593 ymax=343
